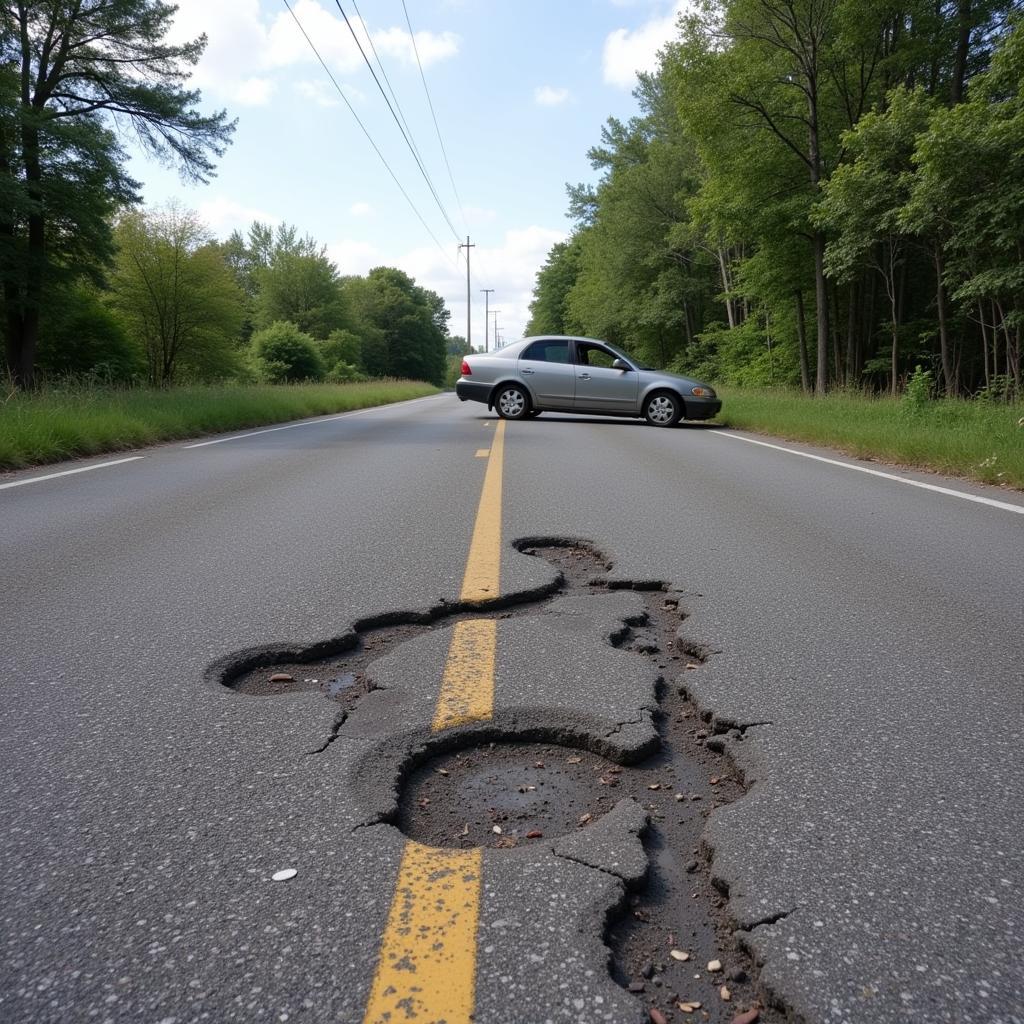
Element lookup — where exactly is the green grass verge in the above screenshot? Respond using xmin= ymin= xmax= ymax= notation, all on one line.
xmin=717 ymin=388 xmax=1024 ymax=490
xmin=0 ymin=380 xmax=439 ymax=471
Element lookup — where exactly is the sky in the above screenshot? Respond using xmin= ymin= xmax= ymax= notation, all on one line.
xmin=133 ymin=0 xmax=690 ymax=349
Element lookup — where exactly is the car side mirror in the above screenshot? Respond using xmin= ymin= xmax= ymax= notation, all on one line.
xmin=611 ymin=358 xmax=631 ymax=371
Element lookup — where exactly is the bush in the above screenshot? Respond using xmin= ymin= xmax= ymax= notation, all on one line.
xmin=902 ymin=364 xmax=934 ymax=415
xmin=250 ymin=321 xmax=325 ymax=382
xmin=38 ymin=284 xmax=145 ymax=383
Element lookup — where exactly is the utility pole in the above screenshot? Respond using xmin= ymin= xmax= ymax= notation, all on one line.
xmin=491 ymin=310 xmax=501 ymax=349
xmin=458 ymin=236 xmax=475 ymax=349
xmin=480 ymin=289 xmax=494 ymax=352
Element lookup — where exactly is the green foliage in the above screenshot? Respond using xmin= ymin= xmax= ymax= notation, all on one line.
xmin=248 ymin=224 xmax=350 ymax=339
xmin=526 ymin=238 xmax=584 ymax=336
xmin=343 ymin=267 xmax=448 ymax=386
xmin=1 ymin=1 xmax=235 ymax=386
xmin=903 ymin=364 xmax=935 ymax=414
xmin=250 ymin=322 xmax=325 ymax=383
xmin=0 ymin=380 xmax=439 ymax=470
xmin=446 ymin=335 xmax=472 ymax=356
xmin=38 ymin=283 xmax=144 ymax=383
xmin=530 ymin=1 xmax=1023 ymax=400
xmin=108 ymin=207 xmax=246 ymax=385
xmin=719 ymin=387 xmax=1024 ymax=487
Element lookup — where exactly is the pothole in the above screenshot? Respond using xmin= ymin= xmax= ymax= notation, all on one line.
xmin=398 ymin=741 xmax=620 ymax=849
xmin=210 ymin=539 xmax=778 ymax=1023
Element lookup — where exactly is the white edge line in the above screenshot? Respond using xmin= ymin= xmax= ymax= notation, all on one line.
xmin=182 ymin=394 xmax=442 ymax=449
xmin=0 ymin=456 xmax=146 ymax=491
xmin=710 ymin=430 xmax=1024 ymax=515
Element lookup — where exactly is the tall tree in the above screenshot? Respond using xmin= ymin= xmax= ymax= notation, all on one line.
xmin=109 ymin=206 xmax=245 ymax=385
xmin=343 ymin=267 xmax=449 ymax=386
xmin=0 ymin=1 xmax=234 ymax=386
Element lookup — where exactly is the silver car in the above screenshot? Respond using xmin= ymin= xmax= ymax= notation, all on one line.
xmin=455 ymin=335 xmax=721 ymax=426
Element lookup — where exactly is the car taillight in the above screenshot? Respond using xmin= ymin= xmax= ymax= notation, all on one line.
xmin=461 ymin=360 xmax=472 ymax=375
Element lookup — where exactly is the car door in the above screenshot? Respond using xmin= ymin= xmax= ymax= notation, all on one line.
xmin=517 ymin=339 xmax=576 ymax=409
xmin=572 ymin=342 xmax=639 ymax=414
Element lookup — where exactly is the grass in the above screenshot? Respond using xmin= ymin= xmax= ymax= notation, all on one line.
xmin=0 ymin=379 xmax=439 ymax=471
xmin=717 ymin=387 xmax=1024 ymax=490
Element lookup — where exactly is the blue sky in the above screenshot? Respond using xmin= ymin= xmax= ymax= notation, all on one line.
xmin=134 ymin=0 xmax=688 ymax=347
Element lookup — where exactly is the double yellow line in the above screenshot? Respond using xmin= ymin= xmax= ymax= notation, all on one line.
xmin=362 ymin=420 xmax=506 ymax=1023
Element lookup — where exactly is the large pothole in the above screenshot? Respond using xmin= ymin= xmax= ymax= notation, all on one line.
xmin=398 ymin=740 xmax=621 ymax=849
xmin=211 ymin=540 xmax=779 ymax=1023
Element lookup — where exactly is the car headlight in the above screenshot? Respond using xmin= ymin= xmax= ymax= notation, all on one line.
xmin=690 ymin=386 xmax=716 ymax=399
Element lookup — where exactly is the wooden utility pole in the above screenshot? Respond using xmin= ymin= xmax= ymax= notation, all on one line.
xmin=458 ymin=236 xmax=475 ymax=349
xmin=480 ymin=289 xmax=494 ymax=352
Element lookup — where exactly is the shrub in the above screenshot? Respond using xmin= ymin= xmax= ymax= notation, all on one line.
xmin=250 ymin=321 xmax=325 ymax=382
xmin=902 ymin=364 xmax=934 ymax=414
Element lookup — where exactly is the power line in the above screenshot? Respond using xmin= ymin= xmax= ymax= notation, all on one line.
xmin=349 ymin=0 xmax=432 ymax=191
xmin=400 ymin=0 xmax=468 ymax=234
xmin=331 ymin=0 xmax=462 ymax=243
xmin=280 ymin=0 xmax=455 ymax=267
xmin=396 ymin=0 xmax=496 ymax=294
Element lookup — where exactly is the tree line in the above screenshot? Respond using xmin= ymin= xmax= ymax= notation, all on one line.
xmin=1 ymin=3 xmax=449 ymax=389
xmin=528 ymin=0 xmax=1023 ymax=399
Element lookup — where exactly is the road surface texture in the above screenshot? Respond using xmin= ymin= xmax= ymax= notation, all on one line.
xmin=2 ymin=393 xmax=1021 ymax=1024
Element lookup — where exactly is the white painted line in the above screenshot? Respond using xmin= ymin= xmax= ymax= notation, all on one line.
xmin=710 ymin=430 xmax=1024 ymax=515
xmin=0 ymin=456 xmax=146 ymax=492
xmin=183 ymin=394 xmax=442 ymax=449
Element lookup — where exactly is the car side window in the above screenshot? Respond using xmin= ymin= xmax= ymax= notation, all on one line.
xmin=521 ymin=340 xmax=571 ymax=363
xmin=577 ymin=344 xmax=618 ymax=370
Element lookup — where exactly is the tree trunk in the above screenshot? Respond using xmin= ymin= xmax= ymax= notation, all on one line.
xmin=978 ymin=301 xmax=990 ymax=388
xmin=951 ymin=0 xmax=972 ymax=105
xmin=934 ymin=248 xmax=955 ymax=395
xmin=795 ymin=290 xmax=811 ymax=393
xmin=846 ymin=280 xmax=859 ymax=385
xmin=717 ymin=248 xmax=735 ymax=329
xmin=830 ymin=279 xmax=843 ymax=387
xmin=18 ymin=122 xmax=44 ymax=389
xmin=813 ymin=231 xmax=830 ymax=393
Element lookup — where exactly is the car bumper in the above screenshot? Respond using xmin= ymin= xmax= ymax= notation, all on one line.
xmin=684 ymin=397 xmax=722 ymax=420
xmin=456 ymin=380 xmax=492 ymax=405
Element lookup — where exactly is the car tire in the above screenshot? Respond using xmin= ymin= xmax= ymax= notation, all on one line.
xmin=495 ymin=384 xmax=530 ymax=420
xmin=644 ymin=390 xmax=683 ymax=427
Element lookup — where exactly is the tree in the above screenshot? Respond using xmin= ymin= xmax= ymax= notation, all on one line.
xmin=0 ymin=1 xmax=235 ymax=387
xmin=108 ymin=206 xmax=245 ymax=385
xmin=249 ymin=225 xmax=350 ymax=339
xmin=817 ymin=87 xmax=936 ymax=394
xmin=343 ymin=267 xmax=449 ymax=385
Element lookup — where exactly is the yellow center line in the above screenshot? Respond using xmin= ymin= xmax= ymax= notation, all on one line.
xmin=362 ymin=419 xmax=507 ymax=1024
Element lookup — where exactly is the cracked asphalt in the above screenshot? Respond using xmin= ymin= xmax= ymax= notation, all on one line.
xmin=2 ymin=393 xmax=1022 ymax=1023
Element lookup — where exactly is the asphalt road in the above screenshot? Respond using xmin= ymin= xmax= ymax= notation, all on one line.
xmin=2 ymin=393 xmax=1022 ymax=1024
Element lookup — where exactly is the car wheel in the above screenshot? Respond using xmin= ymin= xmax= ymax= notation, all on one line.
xmin=644 ymin=390 xmax=682 ymax=427
xmin=495 ymin=384 xmax=530 ymax=420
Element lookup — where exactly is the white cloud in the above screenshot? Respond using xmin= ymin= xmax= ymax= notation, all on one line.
xmin=197 ymin=196 xmax=279 ymax=236
xmin=603 ymin=1 xmax=688 ymax=88
xmin=165 ymin=0 xmax=458 ymax=107
xmin=326 ymin=239 xmax=381 ymax=275
xmin=372 ymin=27 xmax=460 ymax=66
xmin=534 ymin=85 xmax=570 ymax=107
xmin=232 ymin=77 xmax=276 ymax=105
xmin=349 ymin=202 xmax=374 ymax=217
xmin=397 ymin=225 xmax=566 ymax=347
xmin=294 ymin=79 xmax=341 ymax=107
